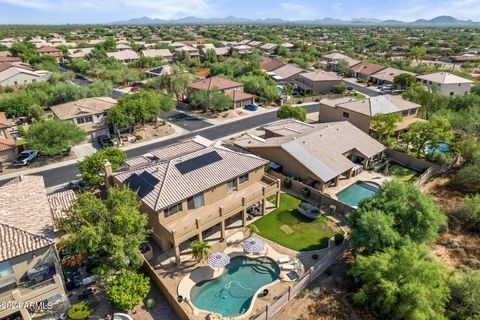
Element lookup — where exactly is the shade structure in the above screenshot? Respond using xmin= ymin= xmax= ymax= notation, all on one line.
xmin=207 ymin=252 xmax=230 ymax=269
xmin=242 ymin=237 xmax=265 ymax=253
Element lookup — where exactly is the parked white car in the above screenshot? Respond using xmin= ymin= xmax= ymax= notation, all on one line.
xmin=12 ymin=150 xmax=39 ymax=166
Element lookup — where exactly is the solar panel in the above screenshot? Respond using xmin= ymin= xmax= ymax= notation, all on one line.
xmin=175 ymin=151 xmax=223 ymax=174
xmin=124 ymin=172 xmax=159 ymax=198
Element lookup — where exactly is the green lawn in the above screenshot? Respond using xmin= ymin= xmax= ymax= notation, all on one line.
xmin=253 ymin=194 xmax=339 ymax=251
xmin=386 ymin=163 xmax=421 ymax=183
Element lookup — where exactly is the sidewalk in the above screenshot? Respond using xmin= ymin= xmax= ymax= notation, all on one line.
xmin=0 ymin=123 xmax=189 ymax=183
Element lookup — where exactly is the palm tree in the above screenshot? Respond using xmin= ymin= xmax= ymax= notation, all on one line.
xmin=188 ymin=240 xmax=210 ymax=263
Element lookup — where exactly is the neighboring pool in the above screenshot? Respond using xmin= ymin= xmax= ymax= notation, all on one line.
xmin=277 ymin=85 xmax=283 ymax=94
xmin=427 ymin=142 xmax=449 ymax=155
xmin=190 ymin=255 xmax=280 ymax=317
xmin=336 ymin=181 xmax=381 ymax=207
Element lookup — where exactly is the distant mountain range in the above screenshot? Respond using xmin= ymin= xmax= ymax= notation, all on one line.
xmin=112 ymin=15 xmax=480 ymax=27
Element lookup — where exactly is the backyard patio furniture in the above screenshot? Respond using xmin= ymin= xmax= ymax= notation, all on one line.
xmin=297 ymin=202 xmax=321 ymax=219
xmin=278 ymin=256 xmax=291 ymax=264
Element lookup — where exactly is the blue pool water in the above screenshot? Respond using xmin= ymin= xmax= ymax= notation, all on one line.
xmin=190 ymin=256 xmax=280 ymax=317
xmin=336 ymin=181 xmax=381 ymax=207
xmin=427 ymin=142 xmax=449 ymax=155
xmin=277 ymin=86 xmax=283 ymax=94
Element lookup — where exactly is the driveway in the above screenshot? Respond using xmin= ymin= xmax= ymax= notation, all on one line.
xmin=160 ymin=110 xmax=213 ymax=132
xmin=342 ymin=79 xmax=380 ymax=97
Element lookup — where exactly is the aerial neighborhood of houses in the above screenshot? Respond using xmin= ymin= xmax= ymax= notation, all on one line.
xmin=0 ymin=12 xmax=480 ymax=320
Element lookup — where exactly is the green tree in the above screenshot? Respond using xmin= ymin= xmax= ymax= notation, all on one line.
xmin=239 ymin=75 xmax=279 ymax=102
xmin=116 ymin=90 xmax=164 ymax=124
xmin=108 ymin=106 xmax=135 ymax=129
xmin=87 ymin=80 xmax=113 ymax=97
xmin=105 ymin=271 xmax=150 ymax=311
xmin=59 ymin=186 xmax=149 ymax=277
xmin=277 ymin=104 xmax=306 ymax=121
xmin=447 ymin=269 xmax=480 ymax=320
xmin=25 ymin=120 xmax=85 ymax=156
xmin=394 ymin=73 xmax=417 ymax=90
xmin=410 ymin=46 xmax=427 ymax=61
xmin=402 ymin=115 xmax=454 ymax=159
xmin=370 ymin=113 xmax=402 ymax=147
xmin=78 ymin=147 xmax=127 ymax=185
xmin=335 ymin=59 xmax=349 ymax=75
xmin=26 ymin=103 xmax=45 ymax=121
xmin=459 ymin=194 xmax=480 ymax=231
xmin=347 ymin=180 xmax=446 ymax=253
xmin=331 ymin=83 xmax=347 ymax=94
xmin=202 ymin=48 xmax=218 ymax=64
xmin=47 ymin=83 xmax=87 ymax=106
xmin=188 ymin=240 xmax=210 ymax=263
xmin=190 ymin=90 xmax=232 ymax=113
xmin=403 ymin=83 xmax=449 ymax=119
xmin=350 ymin=243 xmax=449 ymax=320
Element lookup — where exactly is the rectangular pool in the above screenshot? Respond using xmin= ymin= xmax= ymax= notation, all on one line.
xmin=336 ymin=181 xmax=381 ymax=207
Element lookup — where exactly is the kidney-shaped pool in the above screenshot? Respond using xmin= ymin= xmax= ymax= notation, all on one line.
xmin=190 ymin=255 xmax=280 ymax=317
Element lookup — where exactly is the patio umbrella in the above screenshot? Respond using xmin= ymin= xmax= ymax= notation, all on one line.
xmin=207 ymin=252 xmax=230 ymax=269
xmin=242 ymin=237 xmax=265 ymax=253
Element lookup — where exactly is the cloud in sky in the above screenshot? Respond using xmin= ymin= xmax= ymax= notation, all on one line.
xmin=0 ymin=0 xmax=479 ymax=23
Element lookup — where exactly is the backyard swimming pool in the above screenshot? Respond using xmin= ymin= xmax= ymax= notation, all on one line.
xmin=190 ymin=255 xmax=280 ymax=317
xmin=336 ymin=181 xmax=381 ymax=207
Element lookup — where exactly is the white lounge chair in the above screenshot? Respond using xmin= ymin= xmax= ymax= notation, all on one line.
xmin=278 ymin=256 xmax=291 ymax=264
xmin=281 ymin=264 xmax=295 ymax=271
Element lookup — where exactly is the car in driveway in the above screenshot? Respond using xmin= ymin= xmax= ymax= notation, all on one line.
xmin=97 ymin=135 xmax=114 ymax=148
xmin=243 ymin=104 xmax=258 ymax=111
xmin=12 ymin=150 xmax=39 ymax=166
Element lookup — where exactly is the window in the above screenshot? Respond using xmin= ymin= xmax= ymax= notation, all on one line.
xmin=77 ymin=116 xmax=94 ymax=124
xmin=164 ymin=203 xmax=182 ymax=218
xmin=450 ymin=92 xmax=454 ymax=96
xmin=342 ymin=112 xmax=349 ymax=118
xmin=402 ymin=110 xmax=409 ymax=117
xmin=227 ymin=179 xmax=238 ymax=193
xmin=0 ymin=261 xmax=14 ymax=278
xmin=187 ymin=194 xmax=204 ymax=210
xmin=239 ymin=173 xmax=249 ymax=184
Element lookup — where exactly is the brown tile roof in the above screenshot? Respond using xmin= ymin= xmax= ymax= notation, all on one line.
xmin=416 ymin=72 xmax=474 ymax=84
xmin=227 ymin=90 xmax=255 ymax=102
xmin=47 ymin=190 xmax=76 ymax=221
xmin=189 ymin=76 xmax=243 ymax=91
xmin=334 ymin=95 xmax=420 ymax=116
xmin=113 ymin=137 xmax=268 ymax=211
xmin=0 ymin=62 xmax=33 ymax=73
xmin=0 ymin=56 xmax=21 ymax=63
xmin=0 ymin=138 xmax=15 ymax=151
xmin=348 ymin=61 xmax=386 ymax=76
xmin=50 ymin=97 xmax=117 ymax=120
xmin=259 ymin=57 xmax=285 ymax=72
xmin=36 ymin=47 xmax=62 ymax=53
xmin=299 ymin=70 xmax=342 ymax=82
xmin=0 ymin=175 xmax=54 ymax=261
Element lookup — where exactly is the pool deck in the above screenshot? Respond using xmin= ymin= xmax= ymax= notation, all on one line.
xmin=324 ymin=170 xmax=390 ymax=199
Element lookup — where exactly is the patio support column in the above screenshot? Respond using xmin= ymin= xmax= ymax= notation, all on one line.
xmin=346 ymin=168 xmax=353 ymax=179
xmin=242 ymin=196 xmax=247 ymax=227
xmin=319 ymin=182 xmax=326 ymax=193
xmin=262 ymin=186 xmax=267 ymax=215
xmin=334 ymin=175 xmax=340 ymax=186
xmin=275 ymin=191 xmax=281 ymax=208
xmin=363 ymin=158 xmax=369 ymax=169
xmin=220 ymin=221 xmax=226 ymax=239
xmin=196 ymin=218 xmax=202 ymax=242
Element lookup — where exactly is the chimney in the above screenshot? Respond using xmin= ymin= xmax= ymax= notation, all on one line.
xmin=103 ymin=160 xmax=113 ymax=188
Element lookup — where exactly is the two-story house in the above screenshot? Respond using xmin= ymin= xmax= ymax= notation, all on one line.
xmin=318 ymin=95 xmax=424 ymax=136
xmin=320 ymin=53 xmax=360 ymax=71
xmin=0 ymin=175 xmax=69 ymax=320
xmin=107 ymin=136 xmax=281 ymax=264
xmin=49 ymin=97 xmax=117 ymax=140
xmin=416 ymin=72 xmax=474 ymax=96
xmin=188 ymin=76 xmax=255 ymax=109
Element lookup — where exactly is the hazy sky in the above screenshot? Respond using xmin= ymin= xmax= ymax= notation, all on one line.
xmin=0 ymin=0 xmax=479 ymax=24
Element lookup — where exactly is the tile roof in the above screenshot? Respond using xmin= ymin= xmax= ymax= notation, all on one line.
xmin=263 ymin=118 xmax=316 ymax=136
xmin=189 ymin=76 xmax=243 ymax=91
xmin=299 ymin=70 xmax=342 ymax=82
xmin=113 ymin=137 xmax=268 ymax=211
xmin=235 ymin=121 xmax=386 ymax=182
xmin=370 ymin=67 xmax=416 ymax=83
xmin=0 ymin=56 xmax=21 ymax=63
xmin=37 ymin=47 xmax=62 ymax=53
xmin=0 ymin=112 xmax=10 ymax=129
xmin=141 ymin=49 xmax=173 ymax=58
xmin=0 ymin=138 xmax=15 ymax=152
xmin=47 ymin=190 xmax=76 ymax=221
xmin=259 ymin=57 xmax=285 ymax=72
xmin=348 ymin=61 xmax=386 ymax=76
xmin=50 ymin=97 xmax=117 ymax=120
xmin=107 ymin=50 xmax=139 ymax=61
xmin=334 ymin=95 xmax=420 ymax=116
xmin=0 ymin=175 xmax=54 ymax=262
xmin=268 ymin=64 xmax=304 ymax=80
xmin=227 ymin=90 xmax=255 ymax=102
xmin=416 ymin=72 xmax=474 ymax=84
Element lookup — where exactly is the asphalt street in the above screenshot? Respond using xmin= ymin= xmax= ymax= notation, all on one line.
xmin=341 ymin=79 xmax=380 ymax=97
xmin=8 ymin=104 xmax=320 ymax=188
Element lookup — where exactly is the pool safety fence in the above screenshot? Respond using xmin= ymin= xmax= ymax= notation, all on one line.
xmin=250 ymin=240 xmax=348 ymax=320
xmin=269 ymin=171 xmax=355 ymax=214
